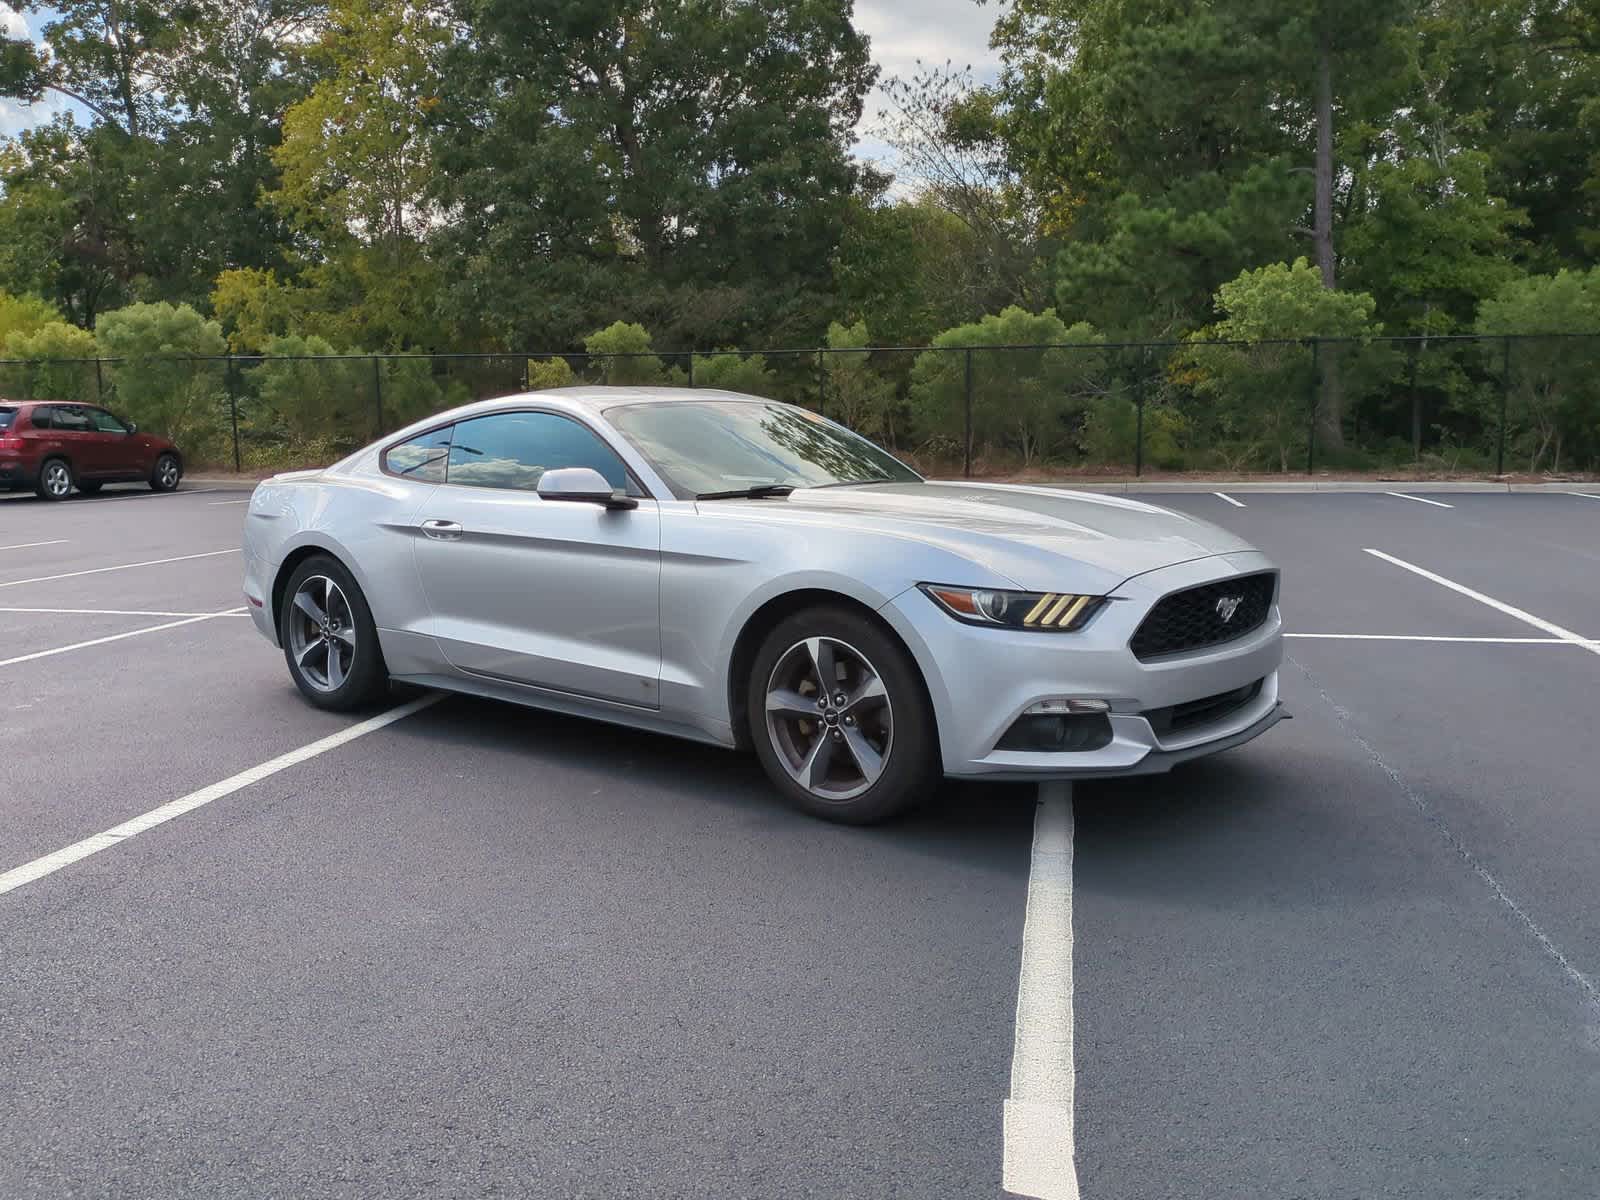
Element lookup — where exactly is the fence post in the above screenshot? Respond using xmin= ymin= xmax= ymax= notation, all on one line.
xmin=1134 ymin=348 xmax=1146 ymax=478
xmin=371 ymin=355 xmax=385 ymax=437
xmin=963 ymin=348 xmax=975 ymax=478
xmin=226 ymin=357 xmax=242 ymax=473
xmin=687 ymin=352 xmax=695 ymax=389
xmin=94 ymin=358 xmax=104 ymax=406
xmin=1306 ymin=338 xmax=1320 ymax=475
xmin=1497 ymin=337 xmax=1511 ymax=476
xmin=519 ymin=356 xmax=529 ymax=392
xmin=816 ymin=348 xmax=825 ymax=417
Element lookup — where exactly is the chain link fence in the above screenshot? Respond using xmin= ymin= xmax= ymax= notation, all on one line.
xmin=2 ymin=335 xmax=1596 ymax=476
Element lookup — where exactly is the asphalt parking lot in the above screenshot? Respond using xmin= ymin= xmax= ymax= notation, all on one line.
xmin=2 ymin=481 xmax=1598 ymax=1199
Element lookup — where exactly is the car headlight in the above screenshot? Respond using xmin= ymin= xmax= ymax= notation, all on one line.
xmin=919 ymin=585 xmax=1106 ymax=631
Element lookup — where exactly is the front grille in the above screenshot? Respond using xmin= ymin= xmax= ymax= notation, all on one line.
xmin=1129 ymin=572 xmax=1275 ymax=660
xmin=1143 ymin=679 xmax=1264 ymax=738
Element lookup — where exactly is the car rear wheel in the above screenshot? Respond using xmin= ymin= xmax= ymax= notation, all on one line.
xmin=150 ymin=453 xmax=181 ymax=492
xmin=280 ymin=555 xmax=388 ymax=711
xmin=747 ymin=606 xmax=937 ymax=824
xmin=35 ymin=458 xmax=73 ymax=501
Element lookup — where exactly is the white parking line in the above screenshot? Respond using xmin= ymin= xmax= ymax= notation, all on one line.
xmin=1364 ymin=548 xmax=1600 ymax=659
xmin=1566 ymin=492 xmax=1600 ymax=501
xmin=1384 ymin=492 xmax=1454 ymax=509
xmin=208 ymin=499 xmax=250 ymax=506
xmin=0 ymin=548 xmax=238 ymax=590
xmin=0 ymin=606 xmax=252 ymax=618
xmin=1213 ymin=492 xmax=1246 ymax=508
xmin=0 ymin=608 xmax=246 ymax=669
xmin=0 ymin=540 xmax=69 ymax=552
xmin=1286 ymin=633 xmax=1599 ymax=645
xmin=0 ymin=694 xmax=442 ymax=898
xmin=1003 ymin=783 xmax=1078 ymax=1200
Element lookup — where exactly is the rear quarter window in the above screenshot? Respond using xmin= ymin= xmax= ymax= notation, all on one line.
xmin=0 ymin=408 xmax=15 ymax=429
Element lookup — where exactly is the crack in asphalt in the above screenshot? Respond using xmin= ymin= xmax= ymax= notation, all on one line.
xmin=1288 ymin=654 xmax=1600 ymax=1040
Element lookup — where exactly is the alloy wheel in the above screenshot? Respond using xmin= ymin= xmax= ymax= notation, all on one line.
xmin=287 ymin=575 xmax=357 ymax=692
xmin=764 ymin=636 xmax=894 ymax=802
xmin=43 ymin=462 xmax=71 ymax=498
xmin=157 ymin=457 xmax=180 ymax=488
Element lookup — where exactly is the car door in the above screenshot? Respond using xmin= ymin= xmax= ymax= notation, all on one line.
xmin=410 ymin=409 xmax=663 ymax=708
xmin=37 ymin=405 xmax=97 ymax=474
xmin=85 ymin=407 xmax=143 ymax=477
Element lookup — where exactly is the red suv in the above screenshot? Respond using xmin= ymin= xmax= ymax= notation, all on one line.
xmin=0 ymin=401 xmax=184 ymax=500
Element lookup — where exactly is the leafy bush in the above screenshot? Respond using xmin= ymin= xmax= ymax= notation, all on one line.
xmin=94 ymin=302 xmax=230 ymax=459
xmin=526 ymin=356 xmax=577 ymax=390
xmin=909 ymin=308 xmax=1106 ymax=465
xmin=0 ymin=320 xmax=99 ymax=402
xmin=584 ymin=321 xmax=668 ymax=385
xmin=692 ymin=351 xmax=777 ymax=397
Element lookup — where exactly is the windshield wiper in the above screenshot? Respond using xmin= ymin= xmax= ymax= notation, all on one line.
xmin=695 ymin=484 xmax=797 ymax=500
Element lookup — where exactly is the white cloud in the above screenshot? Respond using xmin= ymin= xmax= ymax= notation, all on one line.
xmin=1 ymin=8 xmax=27 ymax=38
xmin=853 ymin=0 xmax=1004 ymax=167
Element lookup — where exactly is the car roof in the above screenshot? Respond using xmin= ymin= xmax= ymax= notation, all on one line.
xmin=537 ymin=386 xmax=771 ymax=411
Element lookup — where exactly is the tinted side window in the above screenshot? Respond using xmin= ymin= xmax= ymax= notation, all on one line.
xmin=383 ymin=425 xmax=454 ymax=483
xmin=52 ymin=407 xmax=93 ymax=432
xmin=446 ymin=412 xmax=634 ymax=493
xmin=29 ymin=406 xmax=53 ymax=430
xmin=89 ymin=408 xmax=128 ymax=433
xmin=0 ymin=408 xmax=16 ymax=430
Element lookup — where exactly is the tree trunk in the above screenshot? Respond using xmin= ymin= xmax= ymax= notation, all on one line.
xmin=1313 ymin=38 xmax=1344 ymax=451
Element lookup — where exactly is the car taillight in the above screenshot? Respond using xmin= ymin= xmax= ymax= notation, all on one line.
xmin=0 ymin=434 xmax=21 ymax=451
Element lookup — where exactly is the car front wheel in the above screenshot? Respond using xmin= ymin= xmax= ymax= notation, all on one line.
xmin=280 ymin=555 xmax=388 ymax=710
xmin=747 ymin=606 xmax=937 ymax=824
xmin=150 ymin=453 xmax=181 ymax=492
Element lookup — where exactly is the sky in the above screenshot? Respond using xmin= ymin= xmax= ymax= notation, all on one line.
xmin=0 ymin=0 xmax=1006 ymax=164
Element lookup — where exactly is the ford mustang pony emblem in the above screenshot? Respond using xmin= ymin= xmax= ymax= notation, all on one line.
xmin=1215 ymin=595 xmax=1244 ymax=623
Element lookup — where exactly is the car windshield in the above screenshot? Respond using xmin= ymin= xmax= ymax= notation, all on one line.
xmin=607 ymin=400 xmax=920 ymax=499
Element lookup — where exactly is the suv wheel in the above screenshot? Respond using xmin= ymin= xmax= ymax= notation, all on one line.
xmin=36 ymin=458 xmax=73 ymax=501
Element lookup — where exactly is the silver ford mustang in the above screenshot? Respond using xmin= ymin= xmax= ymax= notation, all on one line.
xmin=243 ymin=387 xmax=1285 ymax=823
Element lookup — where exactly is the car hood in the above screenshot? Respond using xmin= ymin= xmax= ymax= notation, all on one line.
xmin=708 ymin=481 xmax=1257 ymax=592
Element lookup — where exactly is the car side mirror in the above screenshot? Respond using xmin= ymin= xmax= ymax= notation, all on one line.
xmin=125 ymin=421 xmax=138 ymax=434
xmin=536 ymin=466 xmax=638 ymax=510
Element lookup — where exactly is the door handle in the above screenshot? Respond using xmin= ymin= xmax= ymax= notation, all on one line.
xmin=420 ymin=519 xmax=464 ymax=541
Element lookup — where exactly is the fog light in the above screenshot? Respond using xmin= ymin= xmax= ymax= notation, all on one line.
xmin=1025 ymin=698 xmax=1111 ymax=715
xmin=997 ymin=712 xmax=1114 ymax=752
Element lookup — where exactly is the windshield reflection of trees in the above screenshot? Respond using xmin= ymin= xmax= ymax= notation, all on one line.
xmin=753 ymin=405 xmax=913 ymax=484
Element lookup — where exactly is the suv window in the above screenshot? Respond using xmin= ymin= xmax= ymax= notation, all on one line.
xmin=28 ymin=406 xmax=53 ymax=430
xmin=88 ymin=408 xmax=129 ymax=433
xmin=50 ymin=406 xmax=93 ymax=432
xmin=446 ymin=411 xmax=637 ymax=494
xmin=0 ymin=407 xmax=15 ymax=430
xmin=383 ymin=425 xmax=454 ymax=483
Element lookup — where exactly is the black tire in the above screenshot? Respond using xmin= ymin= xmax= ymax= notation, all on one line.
xmin=279 ymin=554 xmax=389 ymax=711
xmin=35 ymin=457 xmax=74 ymax=501
xmin=150 ymin=452 xmax=181 ymax=492
xmin=76 ymin=480 xmax=103 ymax=495
xmin=746 ymin=605 xmax=938 ymax=825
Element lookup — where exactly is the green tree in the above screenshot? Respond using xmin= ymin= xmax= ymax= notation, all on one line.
xmin=433 ymin=0 xmax=875 ymax=349
xmin=1476 ymin=269 xmax=1600 ymax=472
xmin=822 ymin=320 xmax=895 ymax=439
xmin=0 ymin=319 xmax=99 ymax=403
xmin=1184 ymin=259 xmax=1380 ymax=471
xmin=0 ymin=289 xmax=63 ymax=346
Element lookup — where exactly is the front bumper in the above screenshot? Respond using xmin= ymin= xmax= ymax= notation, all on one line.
xmin=879 ymin=551 xmax=1287 ymax=780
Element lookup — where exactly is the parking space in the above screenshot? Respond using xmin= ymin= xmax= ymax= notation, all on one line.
xmin=1 ymin=484 xmax=1598 ymax=1198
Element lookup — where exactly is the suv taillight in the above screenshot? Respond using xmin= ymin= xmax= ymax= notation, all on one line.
xmin=0 ymin=434 xmax=21 ymax=451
